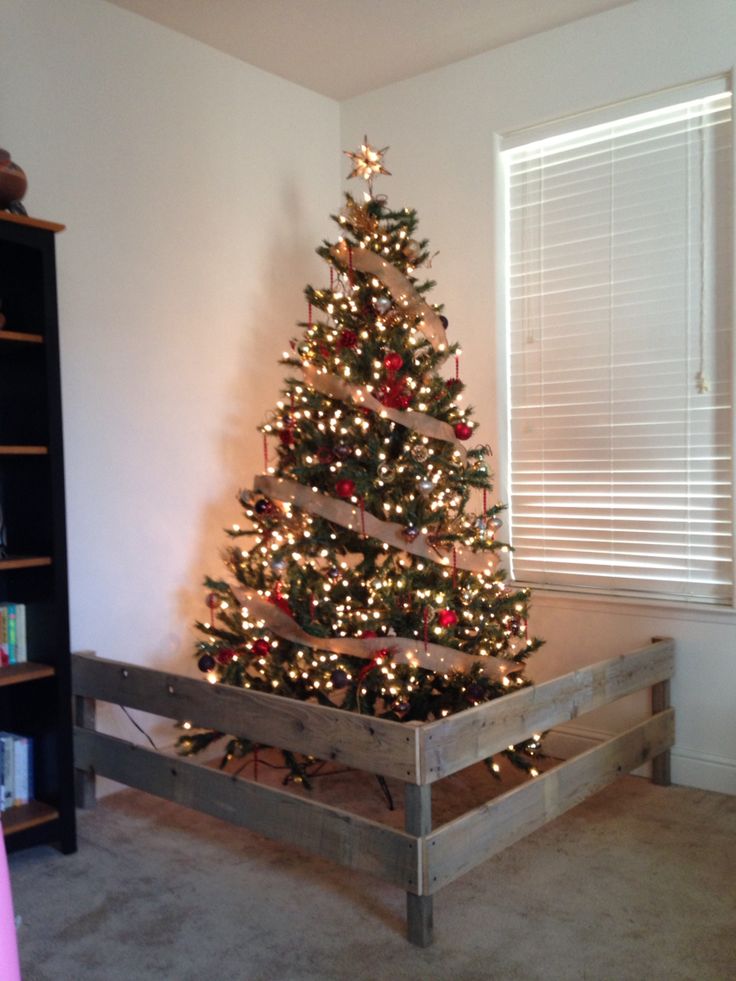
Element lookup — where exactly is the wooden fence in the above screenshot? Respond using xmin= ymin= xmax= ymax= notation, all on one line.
xmin=72 ymin=638 xmax=674 ymax=946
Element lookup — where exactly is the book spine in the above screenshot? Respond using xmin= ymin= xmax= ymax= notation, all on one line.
xmin=13 ymin=736 xmax=30 ymax=806
xmin=7 ymin=604 xmax=16 ymax=664
xmin=0 ymin=608 xmax=8 ymax=668
xmin=0 ymin=734 xmax=13 ymax=810
xmin=16 ymin=604 xmax=27 ymax=663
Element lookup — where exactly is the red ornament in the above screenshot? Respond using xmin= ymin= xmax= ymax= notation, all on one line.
xmin=335 ymin=478 xmax=356 ymax=499
xmin=317 ymin=446 xmax=335 ymax=464
xmin=383 ymin=352 xmax=403 ymax=374
xmin=279 ymin=429 xmax=295 ymax=446
xmin=394 ymin=393 xmax=411 ymax=410
xmin=437 ymin=608 xmax=459 ymax=628
xmin=358 ymin=648 xmax=390 ymax=682
xmin=360 ymin=630 xmax=377 ymax=638
xmin=252 ymin=639 xmax=270 ymax=657
xmin=454 ymin=422 xmax=473 ymax=441
xmin=338 ymin=329 xmax=358 ymax=349
xmin=317 ymin=344 xmax=331 ymax=359
xmin=216 ymin=648 xmax=235 ymax=665
xmin=206 ymin=592 xmax=219 ymax=611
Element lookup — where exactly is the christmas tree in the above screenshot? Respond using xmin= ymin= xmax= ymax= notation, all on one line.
xmin=181 ymin=140 xmax=543 ymax=782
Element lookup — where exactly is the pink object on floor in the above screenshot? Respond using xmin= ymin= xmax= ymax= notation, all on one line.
xmin=0 ymin=828 xmax=21 ymax=981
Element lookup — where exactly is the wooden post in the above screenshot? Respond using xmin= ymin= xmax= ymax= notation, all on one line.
xmin=650 ymin=637 xmax=672 ymax=786
xmin=74 ymin=695 xmax=97 ymax=808
xmin=651 ymin=679 xmax=672 ymax=785
xmin=405 ymin=783 xmax=433 ymax=947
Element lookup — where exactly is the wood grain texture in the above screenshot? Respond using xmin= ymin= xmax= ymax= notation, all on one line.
xmin=74 ymin=694 xmax=97 ymax=808
xmin=425 ymin=709 xmax=675 ymax=893
xmin=71 ymin=652 xmax=419 ymax=782
xmin=418 ymin=639 xmax=675 ymax=782
xmin=0 ymin=663 xmax=55 ymax=688
xmin=651 ymin=679 xmax=672 ymax=786
xmin=405 ymin=783 xmax=433 ymax=945
xmin=73 ymin=727 xmax=419 ymax=890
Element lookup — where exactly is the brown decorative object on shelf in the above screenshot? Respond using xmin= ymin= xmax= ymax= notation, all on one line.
xmin=0 ymin=150 xmax=28 ymax=216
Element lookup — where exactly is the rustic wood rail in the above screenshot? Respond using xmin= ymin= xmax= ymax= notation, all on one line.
xmin=71 ymin=638 xmax=675 ymax=946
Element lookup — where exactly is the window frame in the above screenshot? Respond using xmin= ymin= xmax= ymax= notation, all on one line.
xmin=494 ymin=76 xmax=736 ymax=609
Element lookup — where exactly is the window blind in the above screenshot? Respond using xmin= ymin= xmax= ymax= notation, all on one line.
xmin=503 ymin=90 xmax=734 ymax=604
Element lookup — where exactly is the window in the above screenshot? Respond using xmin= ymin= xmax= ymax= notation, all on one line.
xmin=502 ymin=84 xmax=733 ymax=604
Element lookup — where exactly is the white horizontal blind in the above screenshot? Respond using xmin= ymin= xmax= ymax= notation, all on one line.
xmin=503 ymin=91 xmax=734 ymax=603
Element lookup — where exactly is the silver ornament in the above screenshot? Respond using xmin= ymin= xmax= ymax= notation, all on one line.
xmin=411 ymin=444 xmax=429 ymax=463
xmin=490 ymin=516 xmax=503 ymax=530
xmin=418 ymin=477 xmax=434 ymax=493
xmin=372 ymin=295 xmax=392 ymax=315
xmin=270 ymin=558 xmax=286 ymax=573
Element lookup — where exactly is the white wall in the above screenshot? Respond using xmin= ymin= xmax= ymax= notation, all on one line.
xmin=0 ymin=0 xmax=339 ymax=750
xmin=341 ymin=0 xmax=736 ymax=794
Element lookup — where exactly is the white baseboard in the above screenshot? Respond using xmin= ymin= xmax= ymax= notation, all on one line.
xmin=546 ymin=725 xmax=736 ymax=796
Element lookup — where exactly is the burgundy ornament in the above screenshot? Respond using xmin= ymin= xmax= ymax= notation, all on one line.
xmin=437 ymin=608 xmax=459 ymax=628
xmin=252 ymin=639 xmax=270 ymax=657
xmin=279 ymin=429 xmax=295 ymax=446
xmin=197 ymin=654 xmax=215 ymax=673
xmin=334 ymin=444 xmax=352 ymax=461
xmin=335 ymin=477 xmax=356 ymax=498
xmin=216 ymin=648 xmax=235 ymax=665
xmin=454 ymin=422 xmax=473 ymax=441
xmin=338 ymin=329 xmax=358 ymax=349
xmin=254 ymin=498 xmax=274 ymax=515
xmin=317 ymin=446 xmax=336 ymax=464
xmin=383 ymin=352 xmax=403 ymax=374
xmin=206 ymin=592 xmax=219 ymax=611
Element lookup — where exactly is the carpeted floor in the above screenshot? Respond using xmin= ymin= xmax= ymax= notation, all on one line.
xmin=8 ymin=774 xmax=736 ymax=981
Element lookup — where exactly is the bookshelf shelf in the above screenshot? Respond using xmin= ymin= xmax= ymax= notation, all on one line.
xmin=0 ymin=446 xmax=48 ymax=455
xmin=0 ymin=663 xmax=55 ymax=688
xmin=0 ymin=557 xmax=52 ymax=571
xmin=0 ymin=331 xmax=44 ymax=344
xmin=1 ymin=800 xmax=59 ymax=837
xmin=0 ymin=211 xmax=76 ymax=855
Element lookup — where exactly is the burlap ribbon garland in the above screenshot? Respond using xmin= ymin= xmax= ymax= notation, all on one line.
xmin=330 ymin=240 xmax=448 ymax=351
xmin=231 ymin=585 xmax=507 ymax=679
xmin=253 ymin=474 xmax=497 ymax=574
xmin=300 ymin=364 xmax=467 ymax=459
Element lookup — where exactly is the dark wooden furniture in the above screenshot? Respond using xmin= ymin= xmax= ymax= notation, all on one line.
xmin=0 ymin=212 xmax=76 ymax=853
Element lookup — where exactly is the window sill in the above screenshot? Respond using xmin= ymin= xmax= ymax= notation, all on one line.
xmin=521 ymin=584 xmax=736 ymax=625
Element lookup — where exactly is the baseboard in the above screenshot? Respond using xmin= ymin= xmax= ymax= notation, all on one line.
xmin=546 ymin=725 xmax=736 ymax=796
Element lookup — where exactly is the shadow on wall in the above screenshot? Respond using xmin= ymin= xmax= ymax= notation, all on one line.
xmin=172 ymin=179 xmax=319 ymax=677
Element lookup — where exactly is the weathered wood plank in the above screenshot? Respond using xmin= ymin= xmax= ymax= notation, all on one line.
xmin=425 ymin=708 xmax=674 ymax=893
xmin=71 ymin=652 xmax=418 ymax=783
xmin=405 ymin=784 xmax=433 ymax=946
xmin=73 ymin=694 xmax=97 ymax=809
xmin=419 ymin=639 xmax=674 ymax=783
xmin=73 ymin=727 xmax=419 ymax=891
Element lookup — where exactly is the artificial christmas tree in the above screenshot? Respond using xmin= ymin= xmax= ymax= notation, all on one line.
xmin=181 ymin=141 xmax=542 ymax=782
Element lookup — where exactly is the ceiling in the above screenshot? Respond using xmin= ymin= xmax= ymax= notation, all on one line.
xmin=104 ymin=0 xmax=634 ymax=101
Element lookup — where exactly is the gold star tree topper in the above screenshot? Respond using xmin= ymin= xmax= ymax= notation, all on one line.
xmin=344 ymin=137 xmax=390 ymax=192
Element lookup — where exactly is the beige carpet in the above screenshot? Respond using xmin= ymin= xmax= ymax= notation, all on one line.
xmin=8 ymin=773 xmax=736 ymax=981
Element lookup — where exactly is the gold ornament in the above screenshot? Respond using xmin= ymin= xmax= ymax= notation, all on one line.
xmin=344 ymin=136 xmax=390 ymax=191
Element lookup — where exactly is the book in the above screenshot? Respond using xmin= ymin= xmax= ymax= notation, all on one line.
xmin=0 ymin=733 xmax=34 ymax=810
xmin=0 ymin=603 xmax=28 ymax=666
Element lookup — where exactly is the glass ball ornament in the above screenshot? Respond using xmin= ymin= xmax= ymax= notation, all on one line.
xmin=437 ymin=608 xmax=459 ymax=628
xmin=206 ymin=592 xmax=219 ymax=611
xmin=330 ymin=668 xmax=349 ymax=689
xmin=411 ymin=444 xmax=429 ymax=463
xmin=383 ymin=351 xmax=404 ymax=373
xmin=490 ymin=516 xmax=503 ymax=530
xmin=338 ymin=329 xmax=358 ymax=349
xmin=297 ymin=341 xmax=312 ymax=357
xmin=418 ymin=477 xmax=434 ymax=493
xmin=378 ymin=464 xmax=395 ymax=483
xmin=403 ymin=525 xmax=420 ymax=543
xmin=254 ymin=498 xmax=274 ymax=515
xmin=335 ymin=478 xmax=356 ymax=498
xmin=372 ymin=295 xmax=392 ymax=316
xmin=454 ymin=422 xmax=473 ymax=441
xmin=252 ymin=639 xmax=270 ymax=657
xmin=317 ymin=445 xmax=335 ymax=464
xmin=327 ymin=566 xmax=341 ymax=581
xmin=270 ymin=557 xmax=286 ymax=573
xmin=334 ymin=444 xmax=352 ymax=461
xmin=403 ymin=239 xmax=421 ymax=262
xmin=197 ymin=653 xmax=216 ymax=673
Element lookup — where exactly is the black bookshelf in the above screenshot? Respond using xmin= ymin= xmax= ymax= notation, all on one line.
xmin=0 ymin=212 xmax=76 ymax=854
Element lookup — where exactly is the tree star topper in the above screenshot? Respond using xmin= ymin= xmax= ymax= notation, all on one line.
xmin=344 ymin=137 xmax=390 ymax=192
